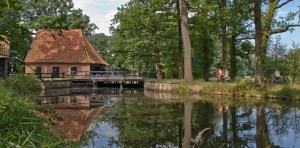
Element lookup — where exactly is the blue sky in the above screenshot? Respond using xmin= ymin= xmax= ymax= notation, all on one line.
xmin=73 ymin=0 xmax=300 ymax=48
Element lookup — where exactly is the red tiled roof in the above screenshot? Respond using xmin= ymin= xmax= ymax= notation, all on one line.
xmin=24 ymin=29 xmax=108 ymax=65
xmin=0 ymin=35 xmax=10 ymax=58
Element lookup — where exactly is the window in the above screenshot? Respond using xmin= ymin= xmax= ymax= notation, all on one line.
xmin=71 ymin=67 xmax=77 ymax=76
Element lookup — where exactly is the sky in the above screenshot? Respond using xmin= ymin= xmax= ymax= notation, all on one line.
xmin=73 ymin=0 xmax=300 ymax=48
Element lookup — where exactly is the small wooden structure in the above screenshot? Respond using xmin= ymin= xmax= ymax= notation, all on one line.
xmin=24 ymin=29 xmax=108 ymax=78
xmin=0 ymin=36 xmax=10 ymax=78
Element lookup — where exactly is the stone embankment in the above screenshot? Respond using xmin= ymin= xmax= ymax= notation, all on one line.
xmin=144 ymin=80 xmax=202 ymax=93
xmin=39 ymin=79 xmax=72 ymax=96
xmin=144 ymin=80 xmax=179 ymax=91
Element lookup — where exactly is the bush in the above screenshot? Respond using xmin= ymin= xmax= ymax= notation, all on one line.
xmin=0 ymin=75 xmax=77 ymax=147
xmin=171 ymin=86 xmax=192 ymax=96
xmin=278 ymin=85 xmax=294 ymax=99
xmin=0 ymin=84 xmax=67 ymax=147
xmin=4 ymin=74 xmax=40 ymax=97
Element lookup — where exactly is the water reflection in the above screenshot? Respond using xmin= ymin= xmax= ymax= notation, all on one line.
xmin=41 ymin=89 xmax=300 ymax=147
xmin=40 ymin=88 xmax=143 ymax=142
xmin=83 ymin=93 xmax=300 ymax=148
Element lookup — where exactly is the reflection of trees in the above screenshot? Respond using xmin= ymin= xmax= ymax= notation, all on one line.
xmin=222 ymin=105 xmax=228 ymax=148
xmin=255 ymin=105 xmax=270 ymax=148
xmin=183 ymin=100 xmax=193 ymax=148
xmin=192 ymin=101 xmax=256 ymax=148
xmin=264 ymin=105 xmax=300 ymax=146
xmin=91 ymin=96 xmax=300 ymax=147
xmin=99 ymin=98 xmax=184 ymax=147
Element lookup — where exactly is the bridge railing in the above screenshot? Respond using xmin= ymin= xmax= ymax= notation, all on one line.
xmin=34 ymin=71 xmax=145 ymax=80
xmin=36 ymin=72 xmax=65 ymax=79
xmin=64 ymin=71 xmax=143 ymax=80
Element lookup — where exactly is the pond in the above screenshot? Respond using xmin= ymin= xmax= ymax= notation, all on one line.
xmin=41 ymin=88 xmax=300 ymax=148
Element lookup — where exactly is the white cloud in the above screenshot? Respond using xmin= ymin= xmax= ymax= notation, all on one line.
xmin=73 ymin=0 xmax=128 ymax=35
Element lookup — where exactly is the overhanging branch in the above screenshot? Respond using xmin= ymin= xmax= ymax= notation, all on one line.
xmin=270 ymin=24 xmax=300 ymax=35
xmin=276 ymin=0 xmax=293 ymax=9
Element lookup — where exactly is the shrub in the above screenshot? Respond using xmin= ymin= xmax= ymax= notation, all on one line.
xmin=171 ymin=86 xmax=192 ymax=96
xmin=0 ymin=84 xmax=67 ymax=147
xmin=4 ymin=74 xmax=40 ymax=97
xmin=278 ymin=85 xmax=294 ymax=99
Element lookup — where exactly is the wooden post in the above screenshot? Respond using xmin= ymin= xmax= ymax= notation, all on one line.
xmin=120 ymin=81 xmax=123 ymax=93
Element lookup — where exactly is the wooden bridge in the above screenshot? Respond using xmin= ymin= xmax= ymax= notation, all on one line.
xmin=37 ymin=71 xmax=144 ymax=88
xmin=37 ymin=71 xmax=143 ymax=81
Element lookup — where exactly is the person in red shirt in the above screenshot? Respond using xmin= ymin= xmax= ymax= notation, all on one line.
xmin=216 ymin=69 xmax=223 ymax=80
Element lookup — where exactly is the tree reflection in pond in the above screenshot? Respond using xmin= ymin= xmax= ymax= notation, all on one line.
xmin=82 ymin=96 xmax=300 ymax=148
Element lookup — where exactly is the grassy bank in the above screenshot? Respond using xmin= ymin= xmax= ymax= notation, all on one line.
xmin=168 ymin=78 xmax=300 ymax=99
xmin=0 ymin=75 xmax=77 ymax=147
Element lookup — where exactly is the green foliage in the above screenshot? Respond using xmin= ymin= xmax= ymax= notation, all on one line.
xmin=171 ymin=85 xmax=192 ymax=96
xmin=265 ymin=38 xmax=300 ymax=85
xmin=277 ymin=85 xmax=296 ymax=100
xmin=4 ymin=74 xmax=40 ymax=97
xmin=88 ymin=33 xmax=112 ymax=65
xmin=0 ymin=84 xmax=67 ymax=147
xmin=19 ymin=0 xmax=97 ymax=35
xmin=110 ymin=0 xmax=180 ymax=78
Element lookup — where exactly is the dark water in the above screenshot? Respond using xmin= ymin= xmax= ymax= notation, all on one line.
xmin=41 ymin=89 xmax=300 ymax=148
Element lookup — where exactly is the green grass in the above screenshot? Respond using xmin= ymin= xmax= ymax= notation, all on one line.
xmin=155 ymin=78 xmax=300 ymax=99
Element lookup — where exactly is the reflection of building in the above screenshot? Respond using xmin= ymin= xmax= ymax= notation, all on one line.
xmin=0 ymin=36 xmax=10 ymax=78
xmin=41 ymin=95 xmax=105 ymax=141
xmin=24 ymin=29 xmax=108 ymax=78
xmin=51 ymin=106 xmax=104 ymax=141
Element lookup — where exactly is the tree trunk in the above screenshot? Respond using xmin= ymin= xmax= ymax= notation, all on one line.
xmin=256 ymin=105 xmax=271 ymax=147
xmin=178 ymin=103 xmax=184 ymax=148
xmin=221 ymin=0 xmax=228 ymax=72
xmin=177 ymin=0 xmax=183 ymax=79
xmin=262 ymin=1 xmax=280 ymax=66
xmin=254 ymin=0 xmax=264 ymax=87
xmin=151 ymin=21 xmax=162 ymax=79
xmin=179 ymin=0 xmax=193 ymax=83
xmin=230 ymin=35 xmax=237 ymax=80
xmin=222 ymin=105 xmax=228 ymax=148
xmin=230 ymin=106 xmax=237 ymax=148
xmin=154 ymin=50 xmax=162 ymax=79
xmin=256 ymin=105 xmax=265 ymax=148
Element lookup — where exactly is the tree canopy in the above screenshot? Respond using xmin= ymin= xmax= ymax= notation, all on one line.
xmin=1 ymin=0 xmax=300 ymax=83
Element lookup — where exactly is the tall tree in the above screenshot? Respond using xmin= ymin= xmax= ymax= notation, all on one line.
xmin=220 ymin=0 xmax=228 ymax=73
xmin=287 ymin=43 xmax=300 ymax=83
xmin=19 ymin=0 xmax=98 ymax=35
xmin=261 ymin=0 xmax=300 ymax=62
xmin=254 ymin=0 xmax=264 ymax=87
xmin=110 ymin=0 xmax=180 ymax=79
xmin=88 ymin=33 xmax=112 ymax=64
xmin=0 ymin=0 xmax=30 ymax=58
xmin=176 ymin=0 xmax=183 ymax=79
xmin=227 ymin=0 xmax=253 ymax=80
xmin=179 ymin=0 xmax=193 ymax=82
xmin=189 ymin=0 xmax=216 ymax=81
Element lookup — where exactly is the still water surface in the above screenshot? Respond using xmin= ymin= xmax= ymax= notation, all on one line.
xmin=42 ymin=88 xmax=300 ymax=148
